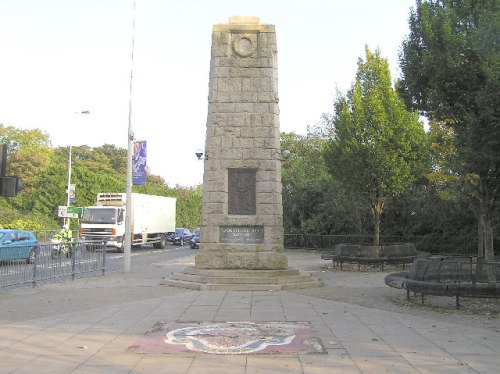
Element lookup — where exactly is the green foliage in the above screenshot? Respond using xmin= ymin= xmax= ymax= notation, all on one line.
xmin=281 ymin=132 xmax=328 ymax=233
xmin=281 ymin=131 xmax=372 ymax=235
xmin=0 ymin=125 xmax=202 ymax=230
xmin=0 ymin=206 xmax=57 ymax=231
xmin=1 ymin=219 xmax=44 ymax=231
xmin=398 ymin=0 xmax=499 ymax=257
xmin=168 ymin=186 xmax=202 ymax=229
xmin=382 ymin=178 xmax=476 ymax=237
xmin=323 ymin=46 xmax=430 ymax=244
xmin=0 ymin=125 xmax=54 ymax=211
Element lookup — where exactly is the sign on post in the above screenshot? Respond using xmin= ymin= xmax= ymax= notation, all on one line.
xmin=58 ymin=206 xmax=83 ymax=219
xmin=69 ymin=184 xmax=76 ymax=203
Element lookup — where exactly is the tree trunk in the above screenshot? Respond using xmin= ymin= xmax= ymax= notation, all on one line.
xmin=484 ymin=219 xmax=494 ymax=261
xmin=478 ymin=213 xmax=484 ymax=258
xmin=477 ymin=178 xmax=495 ymax=261
xmin=478 ymin=216 xmax=495 ymax=261
xmin=371 ymin=201 xmax=384 ymax=246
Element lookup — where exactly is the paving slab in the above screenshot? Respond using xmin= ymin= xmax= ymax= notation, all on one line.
xmin=0 ymin=251 xmax=498 ymax=373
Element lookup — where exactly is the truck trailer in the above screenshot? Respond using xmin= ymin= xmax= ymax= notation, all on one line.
xmin=80 ymin=193 xmax=176 ymax=251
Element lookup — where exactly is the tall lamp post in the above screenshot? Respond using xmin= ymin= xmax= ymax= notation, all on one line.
xmin=124 ymin=0 xmax=137 ymax=273
xmin=65 ymin=110 xmax=90 ymax=227
xmin=65 ymin=145 xmax=72 ymax=227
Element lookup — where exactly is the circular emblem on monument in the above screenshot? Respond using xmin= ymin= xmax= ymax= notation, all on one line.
xmin=232 ymin=34 xmax=256 ymax=57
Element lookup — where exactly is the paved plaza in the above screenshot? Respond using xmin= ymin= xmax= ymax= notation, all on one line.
xmin=0 ymin=251 xmax=499 ymax=373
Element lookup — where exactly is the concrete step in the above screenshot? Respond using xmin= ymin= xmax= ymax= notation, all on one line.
xmin=162 ymin=278 xmax=322 ymax=291
xmin=182 ymin=268 xmax=301 ymax=278
xmin=169 ymin=272 xmax=313 ymax=285
xmin=162 ymin=266 xmax=323 ymax=291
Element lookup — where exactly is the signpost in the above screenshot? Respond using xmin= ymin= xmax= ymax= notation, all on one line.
xmin=58 ymin=206 xmax=83 ymax=219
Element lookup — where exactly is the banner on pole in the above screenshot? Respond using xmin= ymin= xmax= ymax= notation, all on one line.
xmin=133 ymin=140 xmax=147 ymax=185
xmin=69 ymin=184 xmax=76 ymax=203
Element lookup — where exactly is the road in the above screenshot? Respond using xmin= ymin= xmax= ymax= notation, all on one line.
xmin=103 ymin=243 xmax=197 ymax=273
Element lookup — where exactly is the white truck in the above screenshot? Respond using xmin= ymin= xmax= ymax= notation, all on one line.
xmin=80 ymin=193 xmax=176 ymax=251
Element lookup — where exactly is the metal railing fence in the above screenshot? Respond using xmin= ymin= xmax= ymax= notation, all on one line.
xmin=283 ymin=234 xmax=490 ymax=255
xmin=0 ymin=241 xmax=106 ymax=288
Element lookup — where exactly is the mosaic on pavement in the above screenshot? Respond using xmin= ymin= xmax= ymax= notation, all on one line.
xmin=130 ymin=321 xmax=326 ymax=355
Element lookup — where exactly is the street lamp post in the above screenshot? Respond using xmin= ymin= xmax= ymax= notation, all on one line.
xmin=64 ymin=110 xmax=89 ymax=227
xmin=124 ymin=0 xmax=137 ymax=273
xmin=65 ymin=145 xmax=72 ymax=227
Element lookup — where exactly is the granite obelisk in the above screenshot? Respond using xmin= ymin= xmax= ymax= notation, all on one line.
xmin=195 ymin=16 xmax=287 ymax=270
xmin=163 ymin=17 xmax=321 ymax=290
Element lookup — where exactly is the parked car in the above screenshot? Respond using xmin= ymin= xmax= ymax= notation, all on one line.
xmin=0 ymin=229 xmax=38 ymax=264
xmin=172 ymin=228 xmax=193 ymax=246
xmin=166 ymin=231 xmax=175 ymax=242
xmin=190 ymin=229 xmax=200 ymax=249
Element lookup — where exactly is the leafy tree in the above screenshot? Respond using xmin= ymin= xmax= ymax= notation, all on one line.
xmin=323 ymin=46 xmax=429 ymax=245
xmin=281 ymin=132 xmax=328 ymax=233
xmin=94 ymin=144 xmax=127 ymax=174
xmin=0 ymin=206 xmax=55 ymax=231
xmin=397 ymin=0 xmax=500 ymax=259
xmin=0 ymin=125 xmax=53 ymax=209
xmin=281 ymin=131 xmax=371 ymax=235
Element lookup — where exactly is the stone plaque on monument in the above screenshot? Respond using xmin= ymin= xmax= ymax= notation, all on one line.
xmin=195 ymin=15 xmax=287 ymax=271
xmin=219 ymin=226 xmax=264 ymax=244
xmin=228 ymin=169 xmax=256 ymax=215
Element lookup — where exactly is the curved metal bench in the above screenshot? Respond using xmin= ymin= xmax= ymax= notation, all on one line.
xmin=321 ymin=243 xmax=429 ymax=270
xmin=385 ymin=256 xmax=500 ymax=309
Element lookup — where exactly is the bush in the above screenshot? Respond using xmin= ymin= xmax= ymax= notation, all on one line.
xmin=0 ymin=206 xmax=59 ymax=231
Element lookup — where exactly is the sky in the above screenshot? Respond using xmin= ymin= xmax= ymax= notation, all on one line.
xmin=0 ymin=0 xmax=417 ymax=187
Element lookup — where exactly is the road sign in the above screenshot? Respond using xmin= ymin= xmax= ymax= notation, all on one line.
xmin=58 ymin=206 xmax=82 ymax=218
xmin=67 ymin=206 xmax=83 ymax=215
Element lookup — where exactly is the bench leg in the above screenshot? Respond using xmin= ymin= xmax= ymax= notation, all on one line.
xmin=456 ymin=295 xmax=460 ymax=310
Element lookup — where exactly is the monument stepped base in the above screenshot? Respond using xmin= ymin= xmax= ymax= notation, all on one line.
xmin=162 ymin=267 xmax=322 ymax=291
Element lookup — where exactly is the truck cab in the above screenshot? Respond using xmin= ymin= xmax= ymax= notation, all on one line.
xmin=80 ymin=206 xmax=125 ymax=247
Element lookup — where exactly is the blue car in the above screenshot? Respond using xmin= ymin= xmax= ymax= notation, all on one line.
xmin=172 ymin=228 xmax=194 ymax=246
xmin=0 ymin=229 xmax=38 ymax=264
xmin=190 ymin=229 xmax=200 ymax=249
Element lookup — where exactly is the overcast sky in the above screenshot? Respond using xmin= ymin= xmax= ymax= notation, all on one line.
xmin=0 ymin=0 xmax=416 ymax=187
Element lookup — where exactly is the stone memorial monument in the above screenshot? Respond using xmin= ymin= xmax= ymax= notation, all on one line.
xmin=164 ymin=16 xmax=321 ymax=290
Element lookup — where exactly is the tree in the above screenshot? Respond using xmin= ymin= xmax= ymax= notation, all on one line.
xmin=281 ymin=131 xmax=371 ymax=235
xmin=397 ymin=0 xmax=499 ymax=259
xmin=281 ymin=132 xmax=328 ymax=233
xmin=323 ymin=46 xmax=429 ymax=245
xmin=0 ymin=125 xmax=53 ymax=194
xmin=0 ymin=124 xmax=203 ymax=230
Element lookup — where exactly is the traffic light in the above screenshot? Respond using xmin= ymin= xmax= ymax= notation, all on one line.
xmin=0 ymin=143 xmax=23 ymax=197
xmin=0 ymin=176 xmax=23 ymax=197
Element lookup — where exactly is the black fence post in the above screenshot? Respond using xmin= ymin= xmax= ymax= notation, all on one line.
xmin=71 ymin=242 xmax=76 ymax=281
xmin=102 ymin=241 xmax=106 ymax=276
xmin=32 ymin=244 xmax=40 ymax=288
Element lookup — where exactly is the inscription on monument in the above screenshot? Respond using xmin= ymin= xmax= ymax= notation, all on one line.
xmin=220 ymin=226 xmax=264 ymax=244
xmin=228 ymin=169 xmax=256 ymax=215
